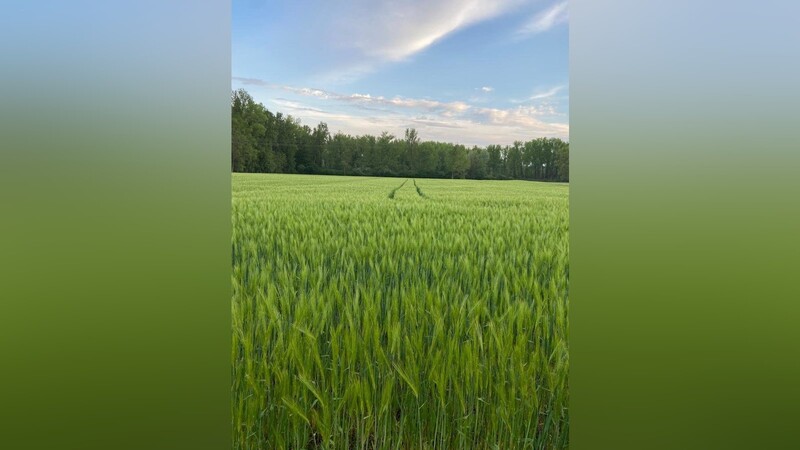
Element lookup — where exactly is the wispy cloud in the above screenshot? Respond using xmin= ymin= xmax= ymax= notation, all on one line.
xmin=517 ymin=1 xmax=568 ymax=36
xmin=471 ymin=105 xmax=560 ymax=126
xmin=480 ymin=86 xmax=494 ymax=93
xmin=339 ymin=0 xmax=528 ymax=61
xmin=511 ymin=84 xmax=567 ymax=103
xmin=312 ymin=0 xmax=530 ymax=82
xmin=233 ymin=77 xmax=568 ymax=146
xmin=275 ymin=101 xmax=568 ymax=145
xmin=235 ymin=77 xmax=471 ymax=115
xmin=529 ymin=85 xmax=565 ymax=100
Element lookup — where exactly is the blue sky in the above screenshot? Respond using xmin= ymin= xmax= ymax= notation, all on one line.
xmin=232 ymin=0 xmax=568 ymax=147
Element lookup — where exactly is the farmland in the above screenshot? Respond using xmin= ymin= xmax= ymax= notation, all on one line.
xmin=232 ymin=174 xmax=569 ymax=449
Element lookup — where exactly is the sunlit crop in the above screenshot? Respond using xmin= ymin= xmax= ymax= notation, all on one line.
xmin=232 ymin=173 xmax=569 ymax=449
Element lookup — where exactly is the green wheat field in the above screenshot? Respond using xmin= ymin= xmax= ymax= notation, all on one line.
xmin=232 ymin=174 xmax=569 ymax=449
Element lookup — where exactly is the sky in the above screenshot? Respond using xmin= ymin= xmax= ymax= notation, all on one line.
xmin=232 ymin=0 xmax=568 ymax=147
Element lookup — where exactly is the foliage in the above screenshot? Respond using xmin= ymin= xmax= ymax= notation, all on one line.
xmin=231 ymin=89 xmax=569 ymax=181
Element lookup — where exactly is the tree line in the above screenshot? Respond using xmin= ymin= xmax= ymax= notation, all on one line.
xmin=232 ymin=89 xmax=568 ymax=181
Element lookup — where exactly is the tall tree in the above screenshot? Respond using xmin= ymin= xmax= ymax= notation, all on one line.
xmin=554 ymin=139 xmax=569 ymax=181
xmin=312 ymin=122 xmax=329 ymax=170
xmin=448 ymin=144 xmax=470 ymax=178
xmin=507 ymin=142 xmax=523 ymax=179
xmin=467 ymin=146 xmax=488 ymax=179
xmin=404 ymin=128 xmax=420 ymax=174
xmin=486 ymin=145 xmax=503 ymax=179
xmin=376 ymin=131 xmax=395 ymax=176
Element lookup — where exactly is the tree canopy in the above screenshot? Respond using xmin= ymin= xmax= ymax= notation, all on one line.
xmin=232 ymin=89 xmax=568 ymax=181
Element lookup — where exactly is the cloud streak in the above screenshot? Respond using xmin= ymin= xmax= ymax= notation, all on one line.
xmin=339 ymin=0 xmax=529 ymax=61
xmin=511 ymin=84 xmax=567 ymax=104
xmin=312 ymin=0 xmax=531 ymax=82
xmin=235 ymin=77 xmax=471 ymax=115
xmin=517 ymin=1 xmax=568 ymax=36
xmin=528 ymin=85 xmax=565 ymax=100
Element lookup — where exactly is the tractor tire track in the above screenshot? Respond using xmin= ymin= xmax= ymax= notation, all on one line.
xmin=388 ymin=179 xmax=408 ymax=199
xmin=412 ymin=179 xmax=426 ymax=198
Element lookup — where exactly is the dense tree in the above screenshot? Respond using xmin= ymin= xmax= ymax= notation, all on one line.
xmin=486 ymin=145 xmax=503 ymax=179
xmin=446 ymin=144 xmax=470 ymax=178
xmin=404 ymin=128 xmax=420 ymax=173
xmin=231 ymin=89 xmax=568 ymax=181
xmin=467 ymin=146 xmax=488 ymax=179
xmin=507 ymin=141 xmax=523 ymax=179
xmin=554 ymin=139 xmax=569 ymax=182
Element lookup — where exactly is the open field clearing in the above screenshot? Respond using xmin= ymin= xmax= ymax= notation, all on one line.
xmin=232 ymin=173 xmax=569 ymax=449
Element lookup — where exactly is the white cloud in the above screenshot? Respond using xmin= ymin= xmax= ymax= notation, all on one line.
xmin=233 ymin=77 xmax=568 ymax=146
xmin=472 ymin=105 xmax=560 ymax=127
xmin=235 ymin=78 xmax=472 ymax=115
xmin=308 ymin=0 xmax=532 ymax=82
xmin=511 ymin=84 xmax=567 ymax=103
xmin=337 ymin=0 xmax=530 ymax=62
xmin=528 ymin=85 xmax=565 ymax=100
xmin=276 ymin=101 xmax=568 ymax=145
xmin=517 ymin=1 xmax=568 ymax=36
xmin=480 ymin=86 xmax=494 ymax=92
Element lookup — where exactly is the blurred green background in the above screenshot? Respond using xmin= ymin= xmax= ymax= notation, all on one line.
xmin=570 ymin=1 xmax=800 ymax=448
xmin=0 ymin=2 xmax=230 ymax=449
